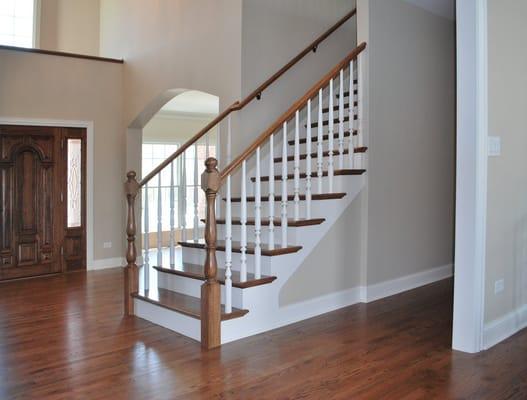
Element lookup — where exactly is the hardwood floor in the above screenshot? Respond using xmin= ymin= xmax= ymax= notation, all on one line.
xmin=0 ymin=269 xmax=526 ymax=399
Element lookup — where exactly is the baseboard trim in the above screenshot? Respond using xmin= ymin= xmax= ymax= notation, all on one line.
xmin=483 ymin=304 xmax=527 ymax=350
xmin=364 ymin=264 xmax=454 ymax=303
xmin=88 ymin=257 xmax=125 ymax=270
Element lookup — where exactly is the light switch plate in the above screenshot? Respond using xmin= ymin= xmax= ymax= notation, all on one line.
xmin=103 ymin=242 xmax=112 ymax=249
xmin=495 ymin=279 xmax=504 ymax=294
xmin=488 ymin=136 xmax=501 ymax=156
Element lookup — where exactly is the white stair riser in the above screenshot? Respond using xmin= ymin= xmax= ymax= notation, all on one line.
xmin=181 ymin=246 xmax=273 ymax=275
xmin=251 ymin=174 xmax=352 ymax=195
xmin=273 ymin=153 xmax=364 ymax=174
xmin=217 ymin=224 xmax=318 ymax=246
xmin=157 ymin=272 xmax=246 ymax=309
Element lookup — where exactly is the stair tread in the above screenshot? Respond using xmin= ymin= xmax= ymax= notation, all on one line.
xmin=179 ymin=240 xmax=302 ymax=256
xmin=289 ymin=130 xmax=357 ymax=145
xmin=308 ymin=115 xmax=357 ymax=128
xmin=251 ymin=169 xmax=366 ymax=182
xmin=132 ymin=288 xmax=249 ymax=321
xmin=275 ymin=147 xmax=368 ymax=163
xmin=214 ymin=218 xmax=325 ymax=227
xmin=322 ymin=102 xmax=357 ymax=113
xmin=154 ymin=264 xmax=277 ymax=288
xmin=227 ymin=192 xmax=347 ymax=203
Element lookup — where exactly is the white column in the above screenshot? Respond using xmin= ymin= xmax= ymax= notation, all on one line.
xmin=349 ymin=60 xmax=356 ymax=168
xmin=338 ymin=68 xmax=345 ymax=169
xmin=281 ymin=121 xmax=288 ymax=247
xmin=143 ymin=184 xmax=150 ymax=289
xmin=328 ymin=79 xmax=335 ymax=192
xmin=193 ymin=144 xmax=199 ymax=241
xmin=179 ymin=152 xmax=187 ymax=241
xmin=317 ymin=89 xmax=324 ymax=194
xmin=240 ymin=160 xmax=248 ymax=282
xmin=169 ymin=161 xmax=175 ymax=266
xmin=294 ymin=110 xmax=300 ymax=221
xmin=306 ymin=99 xmax=312 ymax=219
xmin=157 ymin=173 xmax=163 ymax=267
xmin=254 ymin=146 xmax=262 ymax=279
xmin=268 ymin=134 xmax=275 ymax=250
xmin=225 ymin=173 xmax=233 ymax=313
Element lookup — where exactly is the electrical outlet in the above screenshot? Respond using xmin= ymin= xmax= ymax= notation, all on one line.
xmin=494 ymin=279 xmax=504 ymax=294
xmin=103 ymin=242 xmax=112 ymax=249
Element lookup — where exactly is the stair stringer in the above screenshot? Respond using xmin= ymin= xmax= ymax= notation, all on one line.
xmin=220 ymin=173 xmax=366 ymax=344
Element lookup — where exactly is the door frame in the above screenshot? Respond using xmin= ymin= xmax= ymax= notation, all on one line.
xmin=452 ymin=0 xmax=488 ymax=353
xmin=0 ymin=117 xmax=97 ymax=270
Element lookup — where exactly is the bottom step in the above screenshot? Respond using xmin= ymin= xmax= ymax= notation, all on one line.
xmin=132 ymin=288 xmax=249 ymax=321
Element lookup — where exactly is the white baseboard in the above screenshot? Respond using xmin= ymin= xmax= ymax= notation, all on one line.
xmin=483 ymin=304 xmax=527 ymax=350
xmin=88 ymin=257 xmax=125 ymax=270
xmin=364 ymin=264 xmax=454 ymax=303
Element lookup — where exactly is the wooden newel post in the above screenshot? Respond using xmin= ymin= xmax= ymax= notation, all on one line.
xmin=200 ymin=158 xmax=221 ymax=349
xmin=124 ymin=171 xmax=140 ymax=316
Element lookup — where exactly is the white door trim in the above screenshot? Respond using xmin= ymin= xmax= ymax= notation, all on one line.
xmin=452 ymin=0 xmax=488 ymax=353
xmin=0 ymin=117 xmax=96 ymax=269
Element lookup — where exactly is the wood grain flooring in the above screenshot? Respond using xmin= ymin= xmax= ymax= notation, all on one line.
xmin=0 ymin=268 xmax=526 ymax=399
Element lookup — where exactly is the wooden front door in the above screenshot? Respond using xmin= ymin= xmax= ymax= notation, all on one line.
xmin=0 ymin=125 xmax=87 ymax=280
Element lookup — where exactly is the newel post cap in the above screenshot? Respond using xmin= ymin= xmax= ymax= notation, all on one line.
xmin=125 ymin=170 xmax=140 ymax=196
xmin=201 ymin=158 xmax=220 ymax=193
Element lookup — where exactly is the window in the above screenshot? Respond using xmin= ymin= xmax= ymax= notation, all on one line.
xmin=0 ymin=0 xmax=38 ymax=48
xmin=141 ymin=143 xmax=216 ymax=234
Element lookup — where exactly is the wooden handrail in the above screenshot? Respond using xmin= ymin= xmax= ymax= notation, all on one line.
xmin=220 ymin=42 xmax=367 ymax=181
xmin=138 ymin=8 xmax=357 ymax=187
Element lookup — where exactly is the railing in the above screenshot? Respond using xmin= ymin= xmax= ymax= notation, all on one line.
xmin=123 ymin=9 xmax=361 ymax=350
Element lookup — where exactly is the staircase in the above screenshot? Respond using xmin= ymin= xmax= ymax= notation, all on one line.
xmin=123 ymin=10 xmax=367 ymax=349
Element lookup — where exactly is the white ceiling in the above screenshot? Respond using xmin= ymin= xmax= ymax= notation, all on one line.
xmin=161 ymin=90 xmax=219 ymax=116
xmin=403 ymin=0 xmax=455 ymax=20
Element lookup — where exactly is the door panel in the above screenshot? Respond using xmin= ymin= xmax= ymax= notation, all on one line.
xmin=0 ymin=125 xmax=87 ymax=280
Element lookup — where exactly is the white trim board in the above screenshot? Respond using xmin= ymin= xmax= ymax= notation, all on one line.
xmin=365 ymin=264 xmax=453 ymax=303
xmin=0 ymin=117 xmax=97 ymax=269
xmin=452 ymin=0 xmax=488 ymax=354
xmin=483 ymin=304 xmax=527 ymax=350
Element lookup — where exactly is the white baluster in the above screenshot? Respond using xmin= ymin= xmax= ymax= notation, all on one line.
xmin=306 ymin=99 xmax=312 ymax=219
xmin=169 ymin=161 xmax=175 ymax=266
xmin=143 ymin=184 xmax=150 ymax=289
xmin=179 ymin=152 xmax=187 ymax=241
xmin=328 ymin=78 xmax=335 ymax=192
xmin=225 ymin=173 xmax=233 ymax=313
xmin=254 ymin=146 xmax=262 ymax=279
xmin=268 ymin=134 xmax=275 ymax=250
xmin=281 ymin=121 xmax=288 ymax=247
xmin=227 ymin=115 xmax=232 ymax=164
xmin=349 ymin=60 xmax=355 ymax=168
xmin=338 ymin=69 xmax=345 ymax=170
xmin=317 ymin=89 xmax=323 ymax=194
xmin=240 ymin=160 xmax=247 ymax=282
xmin=205 ymin=133 xmax=210 ymax=159
xmin=357 ymin=54 xmax=364 ymax=169
xmin=157 ymin=173 xmax=162 ymax=267
xmin=216 ymin=124 xmax=222 ymax=219
xmin=294 ymin=110 xmax=300 ymax=221
xmin=193 ymin=144 xmax=199 ymax=241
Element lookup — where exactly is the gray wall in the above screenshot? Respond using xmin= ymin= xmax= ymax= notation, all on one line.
xmin=485 ymin=0 xmax=527 ymax=323
xmin=278 ymin=0 xmax=456 ymax=306
xmin=238 ymin=0 xmax=357 ymax=155
xmin=366 ymin=0 xmax=456 ymax=285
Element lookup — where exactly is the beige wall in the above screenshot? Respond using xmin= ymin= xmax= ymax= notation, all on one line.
xmin=40 ymin=0 xmax=101 ymax=56
xmin=485 ymin=0 xmax=527 ymax=323
xmin=238 ymin=0 xmax=357 ymax=155
xmin=365 ymin=0 xmax=455 ymax=285
xmin=0 ymin=49 xmax=124 ymax=263
xmin=279 ymin=0 xmax=456 ymax=305
xmin=143 ymin=114 xmax=216 ymax=146
xmin=99 ymin=0 xmax=242 ymax=131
